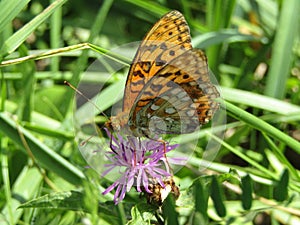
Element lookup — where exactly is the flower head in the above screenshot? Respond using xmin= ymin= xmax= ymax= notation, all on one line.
xmin=102 ymin=129 xmax=180 ymax=204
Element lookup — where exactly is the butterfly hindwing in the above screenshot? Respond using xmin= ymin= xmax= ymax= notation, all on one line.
xmin=128 ymin=49 xmax=220 ymax=137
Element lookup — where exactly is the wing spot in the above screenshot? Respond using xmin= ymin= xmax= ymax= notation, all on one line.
xmin=169 ymin=50 xmax=175 ymax=56
xmin=165 ymin=107 xmax=176 ymax=114
xmin=183 ymin=74 xmax=189 ymax=79
xmin=150 ymin=104 xmax=160 ymax=111
xmin=156 ymin=61 xmax=166 ymax=66
xmin=178 ymin=92 xmax=186 ymax=98
xmin=160 ymin=72 xmax=173 ymax=77
xmin=165 ymin=117 xmax=174 ymax=123
xmin=150 ymin=83 xmax=163 ymax=92
xmin=160 ymin=43 xmax=167 ymax=50
xmin=182 ymin=96 xmax=191 ymax=102
xmin=141 ymin=62 xmax=151 ymax=72
xmin=148 ymin=44 xmax=158 ymax=52
xmin=166 ymin=81 xmax=178 ymax=88
xmin=133 ymin=70 xmax=145 ymax=78
xmin=187 ymin=110 xmax=195 ymax=117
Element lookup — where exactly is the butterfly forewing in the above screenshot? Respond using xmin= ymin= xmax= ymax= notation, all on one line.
xmin=123 ymin=11 xmax=192 ymax=112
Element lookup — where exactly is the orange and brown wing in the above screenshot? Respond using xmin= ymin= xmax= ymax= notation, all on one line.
xmin=123 ymin=10 xmax=192 ymax=112
xmin=128 ymin=49 xmax=220 ymax=137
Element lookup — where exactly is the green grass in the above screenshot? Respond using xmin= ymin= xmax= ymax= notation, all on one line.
xmin=1 ymin=0 xmax=300 ymax=224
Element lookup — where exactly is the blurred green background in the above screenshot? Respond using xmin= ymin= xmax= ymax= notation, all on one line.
xmin=0 ymin=0 xmax=300 ymax=224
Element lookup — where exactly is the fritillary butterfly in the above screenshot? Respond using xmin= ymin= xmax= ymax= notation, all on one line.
xmin=107 ymin=10 xmax=219 ymax=138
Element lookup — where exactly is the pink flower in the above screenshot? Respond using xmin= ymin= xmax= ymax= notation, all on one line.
xmin=102 ymin=129 xmax=179 ymax=204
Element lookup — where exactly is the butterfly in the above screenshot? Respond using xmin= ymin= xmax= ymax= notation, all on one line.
xmin=107 ymin=10 xmax=219 ymax=138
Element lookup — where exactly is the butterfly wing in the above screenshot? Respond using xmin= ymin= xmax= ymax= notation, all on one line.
xmin=128 ymin=49 xmax=220 ymax=137
xmin=123 ymin=10 xmax=192 ymax=113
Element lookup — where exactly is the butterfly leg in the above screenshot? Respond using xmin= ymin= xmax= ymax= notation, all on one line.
xmin=128 ymin=137 xmax=138 ymax=166
xmin=158 ymin=139 xmax=173 ymax=174
xmin=108 ymin=132 xmax=119 ymax=155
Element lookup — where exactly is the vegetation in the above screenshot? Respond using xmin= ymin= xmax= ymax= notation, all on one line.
xmin=0 ymin=0 xmax=300 ymax=224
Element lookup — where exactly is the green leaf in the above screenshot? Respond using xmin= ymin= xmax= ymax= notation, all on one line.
xmin=18 ymin=191 xmax=85 ymax=210
xmin=128 ymin=204 xmax=156 ymax=225
xmin=206 ymin=0 xmax=237 ymax=75
xmin=0 ymin=0 xmax=31 ymax=33
xmin=264 ymin=0 xmax=300 ymax=98
xmin=0 ymin=167 xmax=43 ymax=224
xmin=0 ymin=112 xmax=85 ymax=185
xmin=18 ymin=44 xmax=36 ymax=121
xmin=0 ymin=0 xmax=67 ymax=57
xmin=193 ymin=179 xmax=209 ymax=224
xmin=224 ymin=101 xmax=300 ymax=153
xmin=124 ymin=0 xmax=169 ymax=16
xmin=193 ymin=29 xmax=259 ymax=49
xmin=222 ymin=87 xmax=300 ymax=115
xmin=273 ymin=169 xmax=289 ymax=202
xmin=241 ymin=175 xmax=253 ymax=210
xmin=162 ymin=195 xmax=179 ymax=225
xmin=210 ymin=176 xmax=226 ymax=217
xmin=61 ymin=0 xmax=114 ymax=117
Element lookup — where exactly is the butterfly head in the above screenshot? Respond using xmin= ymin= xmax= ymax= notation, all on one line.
xmin=106 ymin=112 xmax=129 ymax=134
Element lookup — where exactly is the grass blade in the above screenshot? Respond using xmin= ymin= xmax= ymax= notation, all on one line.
xmin=224 ymin=101 xmax=300 ymax=153
xmin=222 ymin=87 xmax=300 ymax=114
xmin=0 ymin=0 xmax=67 ymax=57
xmin=0 ymin=167 xmax=43 ymax=224
xmin=264 ymin=0 xmax=300 ymax=98
xmin=0 ymin=0 xmax=31 ymax=33
xmin=0 ymin=112 xmax=85 ymax=184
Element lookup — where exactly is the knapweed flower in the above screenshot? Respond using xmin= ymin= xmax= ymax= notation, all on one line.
xmin=101 ymin=129 xmax=180 ymax=204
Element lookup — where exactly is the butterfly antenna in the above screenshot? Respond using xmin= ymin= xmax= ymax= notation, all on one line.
xmin=64 ymin=81 xmax=108 ymax=121
xmin=64 ymin=81 xmax=110 ymax=147
xmin=80 ymin=135 xmax=94 ymax=146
